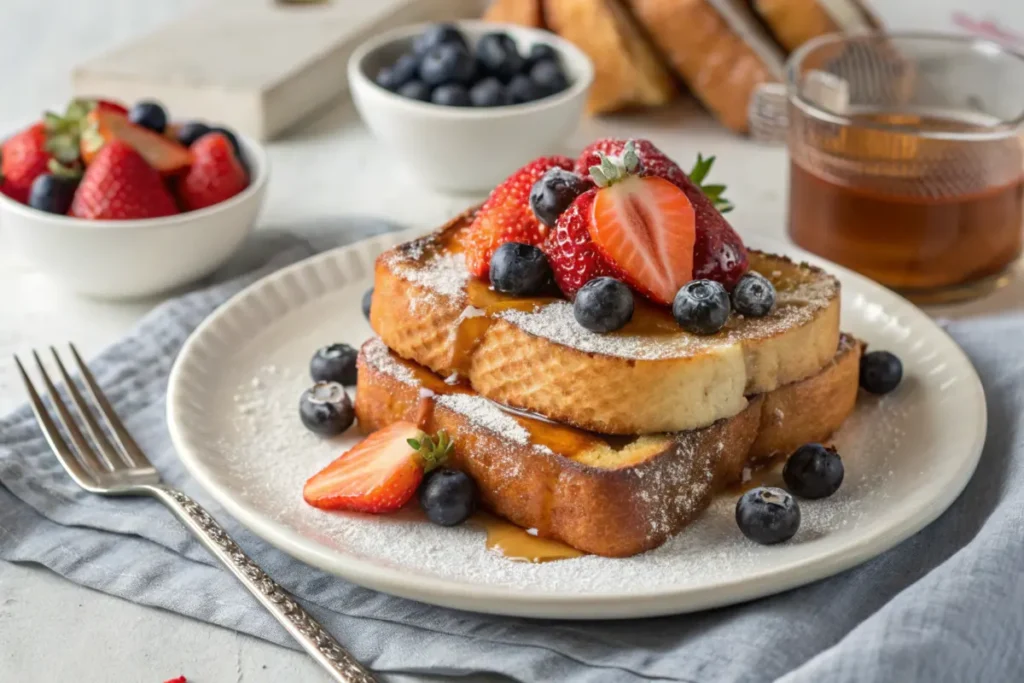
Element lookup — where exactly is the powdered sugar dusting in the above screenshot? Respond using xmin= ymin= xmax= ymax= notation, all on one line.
xmin=362 ymin=337 xmax=415 ymax=385
xmin=385 ymin=248 xmax=469 ymax=299
xmin=436 ymin=393 xmax=531 ymax=445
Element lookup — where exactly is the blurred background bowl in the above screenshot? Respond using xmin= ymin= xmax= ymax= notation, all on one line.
xmin=348 ymin=20 xmax=594 ymax=194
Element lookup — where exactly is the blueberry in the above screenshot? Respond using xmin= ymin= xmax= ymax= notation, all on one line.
xmin=299 ymin=382 xmax=355 ymax=436
xmin=673 ymin=280 xmax=730 ymax=334
xmin=469 ymin=77 xmax=508 ymax=107
xmin=419 ymin=43 xmax=475 ymax=86
xmin=362 ymin=287 xmax=373 ymax=320
xmin=490 ymin=243 xmax=553 ymax=296
xmin=430 ymin=83 xmax=471 ymax=107
xmin=783 ymin=444 xmax=844 ymax=499
xmin=525 ymin=43 xmax=558 ymax=69
xmin=128 ymin=100 xmax=168 ymax=133
xmin=529 ymin=59 xmax=568 ymax=97
xmin=475 ymin=32 xmax=524 ymax=82
xmin=859 ymin=350 xmax=903 ymax=395
xmin=310 ymin=343 xmax=358 ymax=385
xmin=574 ymin=277 xmax=634 ymax=333
xmin=176 ymin=121 xmax=212 ymax=147
xmin=28 ymin=173 xmax=78 ymax=215
xmin=506 ymin=74 xmax=541 ymax=104
xmin=732 ymin=271 xmax=776 ymax=317
xmin=419 ymin=467 xmax=478 ymax=526
xmin=529 ymin=168 xmax=588 ymax=227
xmin=397 ymin=80 xmax=432 ymax=102
xmin=208 ymin=126 xmax=242 ymax=157
xmin=412 ymin=23 xmax=468 ymax=56
xmin=376 ymin=52 xmax=420 ymax=91
xmin=735 ymin=487 xmax=801 ymax=545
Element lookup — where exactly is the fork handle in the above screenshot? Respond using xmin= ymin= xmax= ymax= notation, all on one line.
xmin=152 ymin=487 xmax=378 ymax=683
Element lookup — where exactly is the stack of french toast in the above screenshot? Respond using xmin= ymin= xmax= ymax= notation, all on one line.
xmin=344 ymin=138 xmax=863 ymax=557
xmin=484 ymin=0 xmax=880 ymax=132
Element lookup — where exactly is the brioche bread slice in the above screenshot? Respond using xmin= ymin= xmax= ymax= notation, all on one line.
xmin=356 ymin=334 xmax=861 ymax=557
xmin=483 ymin=0 xmax=545 ymax=28
xmin=750 ymin=0 xmax=879 ymax=53
xmin=369 ymin=209 xmax=841 ymax=435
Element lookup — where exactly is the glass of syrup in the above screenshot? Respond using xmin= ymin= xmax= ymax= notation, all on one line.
xmin=780 ymin=33 xmax=1024 ymax=303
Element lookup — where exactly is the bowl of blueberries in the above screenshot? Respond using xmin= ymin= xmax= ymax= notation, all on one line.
xmin=348 ymin=20 xmax=594 ymax=193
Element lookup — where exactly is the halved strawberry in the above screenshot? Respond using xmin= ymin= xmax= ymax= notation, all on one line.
xmin=303 ymin=423 xmax=453 ymax=513
xmin=464 ymin=155 xmax=573 ymax=278
xmin=544 ymin=189 xmax=614 ymax=298
xmin=80 ymin=109 xmax=192 ymax=174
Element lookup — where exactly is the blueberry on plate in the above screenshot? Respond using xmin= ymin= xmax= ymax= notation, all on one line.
xmin=431 ymin=83 xmax=471 ymax=107
xmin=506 ymin=74 xmax=541 ymax=104
xmin=176 ymin=121 xmax=212 ymax=147
xmin=412 ymin=23 xmax=468 ymax=56
xmin=362 ymin=287 xmax=374 ymax=320
xmin=475 ymin=32 xmax=524 ymax=82
xmin=28 ymin=173 xmax=79 ymax=215
xmin=735 ymin=486 xmax=801 ymax=545
xmin=419 ymin=43 xmax=475 ymax=86
xmin=525 ymin=43 xmax=558 ymax=69
xmin=529 ymin=168 xmax=588 ymax=227
xmin=673 ymin=279 xmax=730 ymax=334
xmin=490 ymin=242 xmax=554 ymax=296
xmin=529 ymin=59 xmax=568 ymax=97
xmin=469 ymin=77 xmax=508 ymax=107
xmin=310 ymin=343 xmax=359 ymax=385
xmin=732 ymin=271 xmax=776 ymax=317
xmin=783 ymin=443 xmax=844 ymax=499
xmin=128 ymin=100 xmax=168 ymax=133
xmin=859 ymin=350 xmax=903 ymax=395
xmin=397 ymin=80 xmax=432 ymax=102
xmin=574 ymin=277 xmax=634 ymax=333
xmin=419 ymin=467 xmax=478 ymax=526
xmin=299 ymin=382 xmax=355 ymax=436
xmin=376 ymin=52 xmax=420 ymax=91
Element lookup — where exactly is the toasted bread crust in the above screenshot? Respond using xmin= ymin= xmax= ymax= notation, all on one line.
xmin=370 ymin=212 xmax=841 ymax=435
xmin=750 ymin=0 xmax=840 ymax=52
xmin=483 ymin=0 xmax=546 ymax=28
xmin=356 ymin=335 xmax=861 ymax=556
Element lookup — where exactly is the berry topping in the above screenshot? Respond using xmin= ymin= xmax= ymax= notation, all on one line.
xmin=465 ymin=155 xmax=573 ymax=278
xmin=376 ymin=52 xmax=420 ymax=91
xmin=575 ymin=138 xmax=748 ymax=288
xmin=543 ymin=188 xmax=614 ymax=297
xmin=362 ymin=287 xmax=374 ymax=320
xmin=128 ymin=100 xmax=168 ymax=133
xmin=506 ymin=74 xmax=541 ymax=104
xmin=732 ymin=271 xmax=776 ymax=317
xmin=207 ymin=126 xmax=242 ymax=158
xmin=469 ymin=77 xmax=508 ymax=107
xmin=490 ymin=242 xmax=554 ymax=296
xmin=530 ymin=59 xmax=568 ymax=96
xmin=573 ymin=277 xmax=634 ymax=333
xmin=476 ymin=32 xmax=524 ymax=82
xmin=735 ymin=487 xmax=801 ymax=545
xmin=673 ymin=279 xmax=730 ymax=335
xmin=79 ymin=109 xmax=192 ymax=175
xmin=419 ymin=43 xmax=476 ymax=86
xmin=783 ymin=444 xmax=844 ymax=499
xmin=0 ymin=123 xmax=51 ymax=204
xmin=28 ymin=164 xmax=80 ymax=215
xmin=310 ymin=343 xmax=359 ymax=386
xmin=398 ymin=80 xmax=432 ymax=102
xmin=70 ymin=140 xmax=179 ymax=220
xmin=587 ymin=143 xmax=696 ymax=305
xmin=419 ymin=467 xmax=478 ymax=526
xmin=298 ymin=382 xmax=355 ymax=436
xmin=859 ymin=351 xmax=903 ymax=395
xmin=175 ymin=132 xmax=249 ymax=211
xmin=525 ymin=43 xmax=558 ymax=69
xmin=430 ymin=83 xmax=471 ymax=107
xmin=529 ymin=167 xmax=589 ymax=228
xmin=176 ymin=121 xmax=212 ymax=147
xmin=412 ymin=23 xmax=468 ymax=56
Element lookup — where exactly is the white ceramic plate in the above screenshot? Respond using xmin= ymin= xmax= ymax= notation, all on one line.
xmin=167 ymin=230 xmax=986 ymax=619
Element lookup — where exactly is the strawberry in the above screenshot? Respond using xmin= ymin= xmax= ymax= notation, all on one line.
xmin=175 ymin=132 xmax=248 ymax=211
xmin=0 ymin=123 xmax=51 ymax=203
xmin=544 ymin=189 xmax=614 ymax=297
xmin=93 ymin=98 xmax=129 ymax=116
xmin=70 ymin=140 xmax=179 ymax=220
xmin=464 ymin=155 xmax=573 ymax=278
xmin=79 ymin=109 xmax=192 ymax=174
xmin=303 ymin=423 xmax=453 ymax=513
xmin=576 ymin=138 xmax=748 ymax=288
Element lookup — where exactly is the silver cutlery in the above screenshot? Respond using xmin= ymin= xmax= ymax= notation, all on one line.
xmin=15 ymin=344 xmax=378 ymax=683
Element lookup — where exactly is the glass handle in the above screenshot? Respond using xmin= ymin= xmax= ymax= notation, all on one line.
xmin=748 ymin=82 xmax=789 ymax=144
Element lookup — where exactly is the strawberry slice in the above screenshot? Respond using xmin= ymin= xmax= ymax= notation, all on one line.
xmin=303 ymin=422 xmax=453 ymax=514
xmin=544 ymin=188 xmax=615 ymax=297
xmin=464 ymin=155 xmax=573 ymax=278
xmin=80 ymin=109 xmax=192 ymax=175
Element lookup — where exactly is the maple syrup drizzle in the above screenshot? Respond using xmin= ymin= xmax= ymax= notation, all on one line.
xmin=472 ymin=512 xmax=585 ymax=563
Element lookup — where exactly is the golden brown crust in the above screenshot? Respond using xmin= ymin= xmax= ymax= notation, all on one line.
xmin=483 ymin=0 xmax=546 ymax=28
xmin=750 ymin=0 xmax=840 ymax=53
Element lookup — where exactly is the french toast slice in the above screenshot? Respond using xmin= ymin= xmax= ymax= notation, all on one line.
xmin=370 ymin=209 xmax=841 ymax=435
xmin=483 ymin=0 xmax=546 ymax=28
xmin=749 ymin=0 xmax=879 ymax=53
xmin=356 ymin=334 xmax=862 ymax=557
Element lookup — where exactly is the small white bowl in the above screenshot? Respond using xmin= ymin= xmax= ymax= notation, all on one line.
xmin=348 ymin=20 xmax=594 ymax=193
xmin=0 ymin=135 xmax=268 ymax=300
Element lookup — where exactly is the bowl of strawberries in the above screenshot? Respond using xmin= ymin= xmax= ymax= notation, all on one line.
xmin=0 ymin=97 xmax=268 ymax=299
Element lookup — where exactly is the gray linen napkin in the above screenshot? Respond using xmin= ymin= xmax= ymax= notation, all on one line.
xmin=1 ymin=227 xmax=1022 ymax=683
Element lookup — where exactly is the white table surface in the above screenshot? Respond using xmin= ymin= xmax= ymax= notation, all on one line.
xmin=1 ymin=1 xmax=1022 ymax=682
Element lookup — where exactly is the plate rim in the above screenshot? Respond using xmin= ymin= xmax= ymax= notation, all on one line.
xmin=166 ymin=229 xmax=987 ymax=619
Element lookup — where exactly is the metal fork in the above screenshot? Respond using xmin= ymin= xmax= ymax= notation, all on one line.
xmin=15 ymin=345 xmax=377 ymax=683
